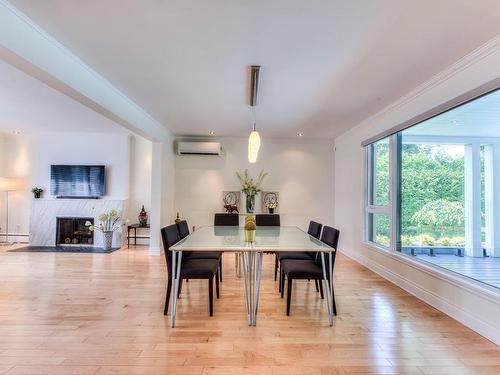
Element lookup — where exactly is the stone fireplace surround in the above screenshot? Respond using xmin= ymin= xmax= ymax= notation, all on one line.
xmin=30 ymin=199 xmax=126 ymax=248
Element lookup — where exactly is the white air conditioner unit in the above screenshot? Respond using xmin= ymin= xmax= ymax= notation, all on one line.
xmin=176 ymin=141 xmax=222 ymax=156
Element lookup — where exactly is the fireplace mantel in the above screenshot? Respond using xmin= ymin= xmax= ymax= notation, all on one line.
xmin=30 ymin=199 xmax=126 ymax=247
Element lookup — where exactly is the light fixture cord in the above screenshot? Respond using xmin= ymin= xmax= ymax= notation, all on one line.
xmin=252 ymin=106 xmax=257 ymax=131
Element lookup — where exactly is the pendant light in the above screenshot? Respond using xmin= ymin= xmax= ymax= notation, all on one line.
xmin=248 ymin=65 xmax=261 ymax=163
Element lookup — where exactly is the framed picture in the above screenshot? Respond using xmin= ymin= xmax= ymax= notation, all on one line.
xmin=222 ymin=191 xmax=240 ymax=213
xmin=261 ymin=191 xmax=279 ymax=213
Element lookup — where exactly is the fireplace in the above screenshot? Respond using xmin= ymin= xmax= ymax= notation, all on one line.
xmin=56 ymin=217 xmax=94 ymax=246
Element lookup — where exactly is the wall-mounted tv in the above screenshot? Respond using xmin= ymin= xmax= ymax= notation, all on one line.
xmin=50 ymin=165 xmax=105 ymax=198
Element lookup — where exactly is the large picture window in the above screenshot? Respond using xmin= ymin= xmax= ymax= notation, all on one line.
xmin=364 ymin=87 xmax=500 ymax=289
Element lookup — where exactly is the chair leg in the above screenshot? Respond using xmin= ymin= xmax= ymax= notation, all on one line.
xmin=286 ymin=278 xmax=293 ymax=316
xmin=274 ymin=254 xmax=278 ymax=281
xmin=315 ymin=279 xmax=319 ymax=292
xmin=278 ymin=267 xmax=282 ymax=294
xmin=208 ymin=276 xmax=214 ymax=316
xmin=318 ymin=279 xmax=324 ymax=299
xmin=219 ymin=256 xmax=223 ymax=282
xmin=215 ymin=270 xmax=220 ymax=299
xmin=280 ymin=269 xmax=285 ymax=298
xmin=332 ymin=287 xmax=337 ymax=315
xmin=164 ymin=277 xmax=172 ymax=315
xmin=177 ymin=278 xmax=183 ymax=298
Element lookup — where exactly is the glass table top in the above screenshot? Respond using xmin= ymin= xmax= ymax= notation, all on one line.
xmin=170 ymin=226 xmax=334 ymax=252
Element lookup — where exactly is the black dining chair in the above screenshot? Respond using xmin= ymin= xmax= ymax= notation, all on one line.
xmin=255 ymin=214 xmax=281 ymax=278
xmin=280 ymin=226 xmax=340 ymax=316
xmin=214 ymin=213 xmax=239 ymax=226
xmin=255 ymin=214 xmax=280 ymax=226
xmin=213 ymin=213 xmax=239 ymax=281
xmin=275 ymin=221 xmax=322 ymax=281
xmin=161 ymin=224 xmax=220 ymax=316
xmin=176 ymin=220 xmax=222 ymax=287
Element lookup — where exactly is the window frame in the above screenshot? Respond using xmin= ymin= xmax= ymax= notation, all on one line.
xmin=363 ymin=78 xmax=500 ymax=255
xmin=364 ymin=138 xmax=393 ymax=248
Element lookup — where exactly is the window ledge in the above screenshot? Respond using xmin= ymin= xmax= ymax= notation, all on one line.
xmin=360 ymin=240 xmax=500 ymax=304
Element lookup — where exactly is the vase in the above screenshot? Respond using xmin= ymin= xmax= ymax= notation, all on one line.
xmin=245 ymin=229 xmax=256 ymax=242
xmin=138 ymin=205 xmax=148 ymax=226
xmin=103 ymin=231 xmax=113 ymax=250
xmin=268 ymin=208 xmax=274 ymax=214
xmin=246 ymin=194 xmax=255 ymax=213
xmin=174 ymin=212 xmax=181 ymax=224
xmin=34 ymin=192 xmax=41 ymax=199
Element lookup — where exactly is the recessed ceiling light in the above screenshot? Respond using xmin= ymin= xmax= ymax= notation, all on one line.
xmin=209 ymin=131 xmax=216 ymax=135
xmin=297 ymin=132 xmax=304 ymax=137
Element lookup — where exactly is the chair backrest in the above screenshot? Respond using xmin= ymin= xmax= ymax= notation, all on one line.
xmin=307 ymin=221 xmax=322 ymax=239
xmin=214 ymin=213 xmax=239 ymax=226
xmin=161 ymin=224 xmax=181 ymax=275
xmin=176 ymin=220 xmax=190 ymax=239
xmin=320 ymin=226 xmax=340 ymax=249
xmin=319 ymin=226 xmax=340 ymax=273
xmin=255 ymin=214 xmax=280 ymax=226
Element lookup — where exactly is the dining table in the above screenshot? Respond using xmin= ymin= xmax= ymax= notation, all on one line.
xmin=169 ymin=225 xmax=335 ymax=327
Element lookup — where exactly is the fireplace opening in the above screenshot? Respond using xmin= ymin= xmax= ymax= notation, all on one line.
xmin=56 ymin=217 xmax=94 ymax=246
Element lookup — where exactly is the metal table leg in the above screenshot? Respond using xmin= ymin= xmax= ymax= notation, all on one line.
xmin=242 ymin=251 xmax=252 ymax=325
xmin=252 ymin=251 xmax=263 ymax=326
xmin=329 ymin=252 xmax=334 ymax=319
xmin=321 ymin=252 xmax=333 ymax=326
xmin=170 ymin=250 xmax=182 ymax=327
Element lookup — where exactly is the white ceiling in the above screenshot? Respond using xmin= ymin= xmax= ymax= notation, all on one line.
xmin=0 ymin=59 xmax=126 ymax=134
xmin=8 ymin=0 xmax=500 ymax=139
xmin=406 ymin=88 xmax=500 ymax=138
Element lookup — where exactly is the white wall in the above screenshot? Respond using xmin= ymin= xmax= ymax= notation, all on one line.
xmin=0 ymin=131 xmax=153 ymax=242
xmin=175 ymin=137 xmax=334 ymax=231
xmin=334 ymin=38 xmax=500 ymax=344
xmin=33 ymin=132 xmax=130 ymax=199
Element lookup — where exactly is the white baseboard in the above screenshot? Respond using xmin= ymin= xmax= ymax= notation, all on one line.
xmin=148 ymin=246 xmax=161 ymax=256
xmin=340 ymin=246 xmax=500 ymax=346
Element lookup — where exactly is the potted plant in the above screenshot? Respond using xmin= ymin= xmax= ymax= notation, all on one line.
xmin=244 ymin=215 xmax=256 ymax=242
xmin=265 ymin=202 xmax=277 ymax=214
xmin=85 ymin=209 xmax=124 ymax=250
xmin=31 ymin=187 xmax=44 ymax=199
xmin=236 ymin=169 xmax=267 ymax=213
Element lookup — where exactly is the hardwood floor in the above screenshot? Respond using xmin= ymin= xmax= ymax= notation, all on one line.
xmin=0 ymin=245 xmax=499 ymax=375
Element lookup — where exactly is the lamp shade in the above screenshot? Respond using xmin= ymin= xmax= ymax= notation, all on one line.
xmin=0 ymin=177 xmax=25 ymax=191
xmin=248 ymin=130 xmax=261 ymax=163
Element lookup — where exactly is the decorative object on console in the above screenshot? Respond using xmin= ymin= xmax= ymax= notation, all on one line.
xmin=138 ymin=205 xmax=148 ymax=226
xmin=266 ymin=202 xmax=277 ymax=214
xmin=262 ymin=191 xmax=279 ymax=213
xmin=244 ymin=214 xmax=256 ymax=242
xmin=174 ymin=212 xmax=181 ymax=224
xmin=223 ymin=191 xmax=240 ymax=213
xmin=236 ymin=169 xmax=267 ymax=213
xmin=31 ymin=187 xmax=44 ymax=199
xmin=86 ymin=209 xmax=125 ymax=251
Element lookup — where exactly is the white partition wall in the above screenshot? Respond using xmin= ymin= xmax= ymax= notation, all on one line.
xmin=464 ymin=143 xmax=483 ymax=257
xmin=484 ymin=144 xmax=500 ymax=257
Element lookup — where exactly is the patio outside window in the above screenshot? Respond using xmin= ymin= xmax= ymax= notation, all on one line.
xmin=364 ymin=88 xmax=500 ymax=289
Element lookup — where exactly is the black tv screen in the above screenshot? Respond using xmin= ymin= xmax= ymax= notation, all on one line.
xmin=50 ymin=165 xmax=105 ymax=198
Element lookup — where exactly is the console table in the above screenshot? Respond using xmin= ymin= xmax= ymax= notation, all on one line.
xmin=127 ymin=223 xmax=150 ymax=247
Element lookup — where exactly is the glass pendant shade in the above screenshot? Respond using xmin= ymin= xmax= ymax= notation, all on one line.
xmin=248 ymin=130 xmax=261 ymax=163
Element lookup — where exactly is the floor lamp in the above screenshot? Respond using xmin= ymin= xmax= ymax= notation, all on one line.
xmin=0 ymin=177 xmax=23 ymax=246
